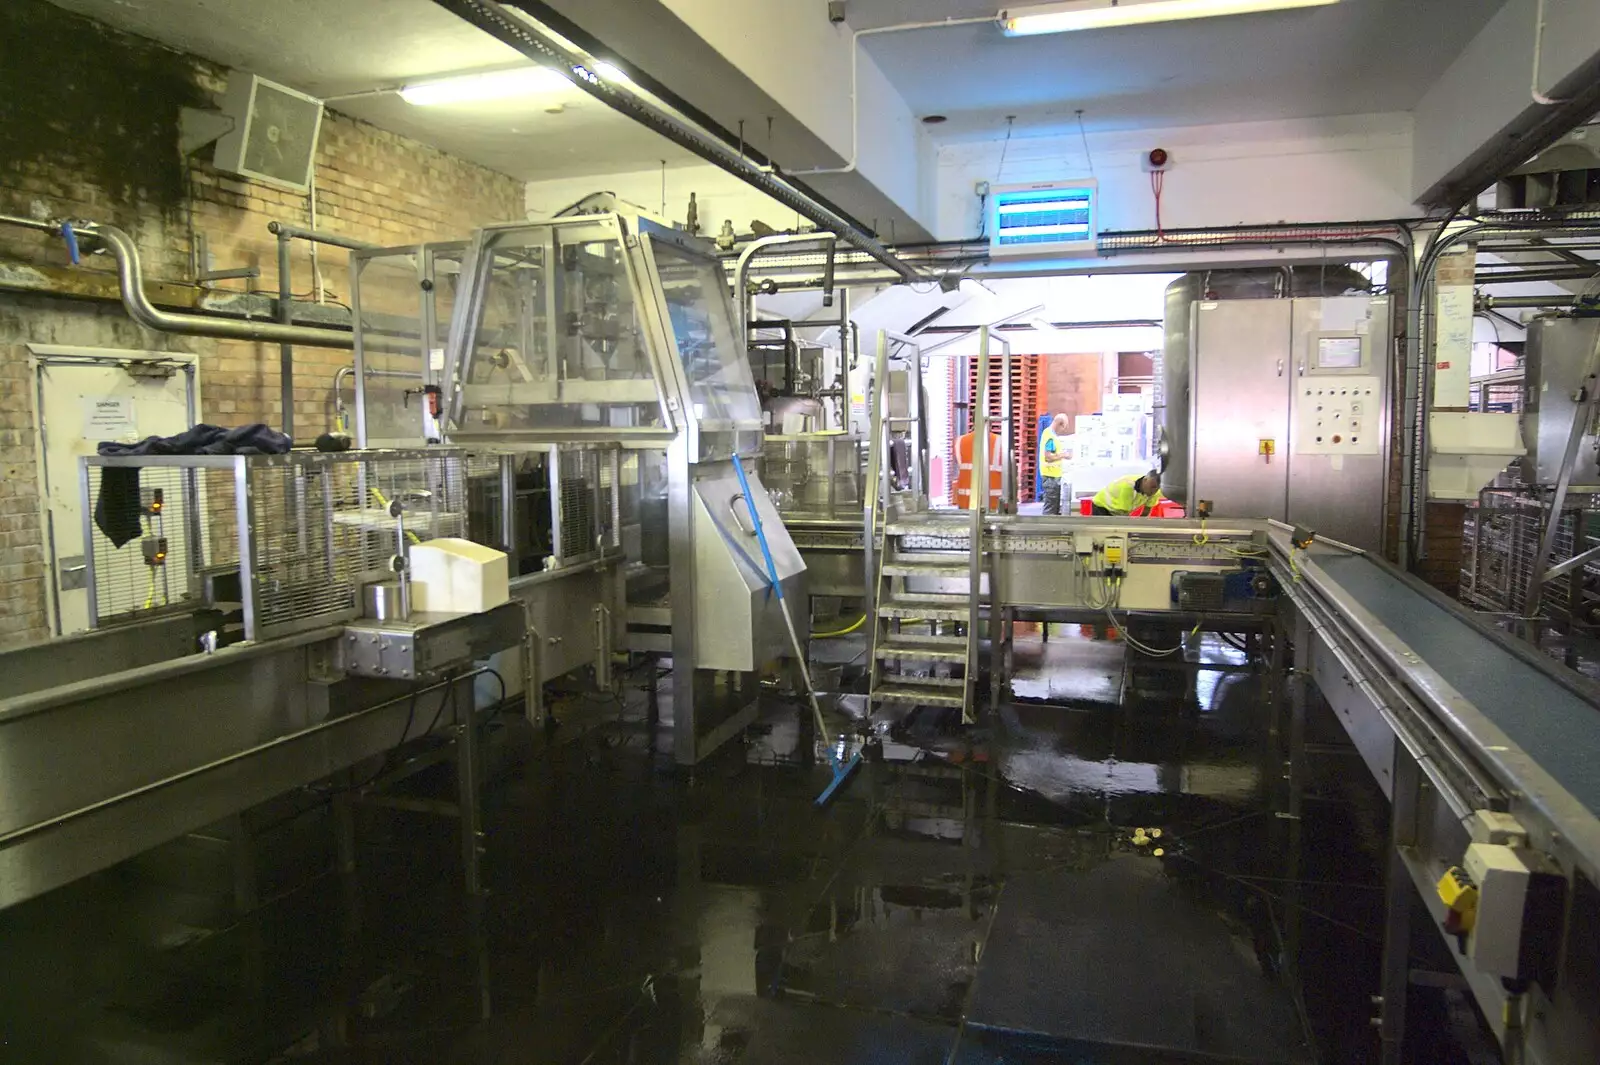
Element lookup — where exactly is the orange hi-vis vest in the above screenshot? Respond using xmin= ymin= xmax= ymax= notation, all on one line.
xmin=954 ymin=431 xmax=1002 ymax=511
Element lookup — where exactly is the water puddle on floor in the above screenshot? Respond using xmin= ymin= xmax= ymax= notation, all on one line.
xmin=0 ymin=632 xmax=1401 ymax=1064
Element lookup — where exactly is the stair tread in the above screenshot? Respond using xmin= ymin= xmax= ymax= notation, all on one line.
xmin=878 ymin=637 xmax=969 ymax=662
xmin=871 ymin=682 xmax=968 ymax=706
xmin=883 ymin=561 xmax=973 ymax=577
xmin=880 ymin=632 xmax=968 ymax=648
xmin=879 ymin=672 xmax=966 ymax=687
xmin=885 ymin=521 xmax=973 ymax=537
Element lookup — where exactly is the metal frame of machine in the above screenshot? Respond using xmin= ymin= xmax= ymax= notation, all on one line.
xmin=0 ymin=447 xmax=526 ymax=913
xmin=420 ymin=212 xmax=804 ymax=765
xmin=1269 ymin=530 xmax=1600 ymax=1065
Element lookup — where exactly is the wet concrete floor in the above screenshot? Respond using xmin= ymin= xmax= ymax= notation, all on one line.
xmin=0 ymin=630 xmax=1470 ymax=1063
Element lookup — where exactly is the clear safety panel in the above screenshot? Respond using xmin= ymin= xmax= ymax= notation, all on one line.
xmin=351 ymin=247 xmax=425 ymax=446
xmin=646 ymin=238 xmax=762 ymax=429
xmin=447 ymin=218 xmax=669 ymax=436
xmin=350 ymin=241 xmax=466 ymax=447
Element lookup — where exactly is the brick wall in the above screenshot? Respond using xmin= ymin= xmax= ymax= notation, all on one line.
xmin=1042 ymin=353 xmax=1105 ymax=433
xmin=0 ymin=0 xmax=525 ymax=643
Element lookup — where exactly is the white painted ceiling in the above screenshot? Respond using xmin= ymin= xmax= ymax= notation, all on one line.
xmin=850 ymin=0 xmax=1506 ymax=138
xmin=44 ymin=0 xmax=699 ymax=180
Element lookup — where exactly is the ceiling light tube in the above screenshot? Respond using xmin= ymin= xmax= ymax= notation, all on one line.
xmin=999 ymin=0 xmax=1339 ymax=36
xmin=399 ymin=66 xmax=570 ymax=106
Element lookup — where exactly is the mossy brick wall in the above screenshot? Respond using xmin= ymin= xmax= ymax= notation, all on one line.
xmin=0 ymin=0 xmax=525 ymax=642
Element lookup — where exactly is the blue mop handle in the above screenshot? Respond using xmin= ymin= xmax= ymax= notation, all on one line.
xmin=731 ymin=453 xmax=783 ymax=601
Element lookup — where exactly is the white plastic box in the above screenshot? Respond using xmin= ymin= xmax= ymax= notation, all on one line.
xmin=409 ymin=537 xmax=510 ymax=614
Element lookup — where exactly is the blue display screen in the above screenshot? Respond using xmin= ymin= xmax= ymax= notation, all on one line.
xmin=993 ymin=185 xmax=1095 ymax=249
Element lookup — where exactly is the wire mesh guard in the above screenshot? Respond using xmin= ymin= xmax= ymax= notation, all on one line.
xmin=1462 ymin=486 xmax=1597 ymax=620
xmin=84 ymin=450 xmax=469 ymax=641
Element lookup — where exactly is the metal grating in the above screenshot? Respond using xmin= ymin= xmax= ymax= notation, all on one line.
xmin=557 ymin=448 xmax=595 ymax=558
xmin=84 ymin=450 xmax=469 ymax=641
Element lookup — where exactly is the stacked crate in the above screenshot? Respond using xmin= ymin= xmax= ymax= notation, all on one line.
xmin=964 ymin=354 xmax=1043 ymax=503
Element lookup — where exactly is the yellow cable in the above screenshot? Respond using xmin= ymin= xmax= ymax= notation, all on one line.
xmin=369 ymin=487 xmax=421 ymax=544
xmin=813 ymin=615 xmax=866 ymax=638
xmin=1289 ymin=546 xmax=1302 ymax=583
xmin=144 ymin=567 xmax=156 ymax=610
xmin=1192 ymin=517 xmax=1209 ymax=546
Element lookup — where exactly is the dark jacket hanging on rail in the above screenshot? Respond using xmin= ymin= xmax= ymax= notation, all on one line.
xmin=93 ymin=424 xmax=292 ymax=548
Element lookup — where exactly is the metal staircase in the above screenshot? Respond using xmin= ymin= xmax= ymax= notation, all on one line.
xmin=864 ymin=329 xmax=995 ymax=726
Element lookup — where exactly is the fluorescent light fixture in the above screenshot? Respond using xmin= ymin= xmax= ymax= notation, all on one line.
xmin=400 ymin=66 xmax=570 ymax=106
xmin=999 ymin=0 xmax=1339 ymax=35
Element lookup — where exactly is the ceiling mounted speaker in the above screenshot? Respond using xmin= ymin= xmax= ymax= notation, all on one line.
xmin=211 ymin=71 xmax=324 ymax=193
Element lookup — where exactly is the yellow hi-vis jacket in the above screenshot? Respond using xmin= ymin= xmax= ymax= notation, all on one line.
xmin=1092 ymin=474 xmax=1163 ymax=516
xmin=1039 ymin=427 xmax=1065 ymax=479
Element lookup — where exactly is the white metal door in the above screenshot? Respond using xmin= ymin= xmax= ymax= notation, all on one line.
xmin=29 ymin=347 xmax=198 ymax=635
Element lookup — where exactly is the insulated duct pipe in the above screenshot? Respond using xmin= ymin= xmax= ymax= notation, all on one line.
xmin=735 ymin=232 xmax=839 ymax=341
xmin=429 ymin=0 xmax=923 ymax=283
xmin=72 ymin=223 xmax=357 ymax=349
xmin=0 ymin=215 xmax=357 ymax=349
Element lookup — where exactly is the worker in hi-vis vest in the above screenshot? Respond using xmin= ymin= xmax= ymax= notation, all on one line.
xmin=1091 ymin=470 xmax=1164 ymax=516
xmin=1039 ymin=413 xmax=1069 ymax=515
xmin=954 ymin=428 xmax=1003 ymax=511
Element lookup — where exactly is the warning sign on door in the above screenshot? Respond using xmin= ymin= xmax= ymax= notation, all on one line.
xmin=83 ymin=396 xmax=137 ymax=438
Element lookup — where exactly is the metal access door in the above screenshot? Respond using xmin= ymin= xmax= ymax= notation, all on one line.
xmin=1286 ymin=296 xmax=1391 ymax=551
xmin=1190 ymin=299 xmax=1292 ymax=521
xmin=29 ymin=347 xmax=197 ymax=635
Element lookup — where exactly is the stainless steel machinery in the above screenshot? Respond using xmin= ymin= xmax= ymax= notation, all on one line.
xmin=1167 ymin=285 xmax=1393 ymax=551
xmin=431 ymin=213 xmax=806 ymax=765
xmin=1521 ymin=315 xmax=1600 ymax=489
xmin=0 ymin=447 xmax=523 ymax=913
xmin=348 ymin=237 xmax=630 ymax=726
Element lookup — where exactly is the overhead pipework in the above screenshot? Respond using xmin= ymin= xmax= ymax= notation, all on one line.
xmin=426 ymin=0 xmax=923 ymax=283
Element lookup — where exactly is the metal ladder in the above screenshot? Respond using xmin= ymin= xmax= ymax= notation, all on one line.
xmin=864 ymin=329 xmax=993 ymax=726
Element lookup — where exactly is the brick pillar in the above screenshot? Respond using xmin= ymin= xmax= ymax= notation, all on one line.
xmin=1416 ymin=501 xmax=1467 ymax=597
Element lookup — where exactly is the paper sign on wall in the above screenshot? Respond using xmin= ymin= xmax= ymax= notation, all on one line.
xmin=83 ymin=396 xmax=137 ymax=438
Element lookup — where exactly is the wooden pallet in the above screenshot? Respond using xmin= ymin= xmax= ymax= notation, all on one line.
xmin=964 ymin=355 xmax=1043 ymax=503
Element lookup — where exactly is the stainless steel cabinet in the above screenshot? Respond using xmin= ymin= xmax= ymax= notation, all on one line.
xmin=1191 ymin=296 xmax=1391 ymax=551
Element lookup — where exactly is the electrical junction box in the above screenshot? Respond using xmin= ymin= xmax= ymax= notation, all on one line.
xmin=989 ymin=180 xmax=1098 ymax=258
xmin=1102 ymin=535 xmax=1125 ymax=568
xmin=1073 ymin=531 xmax=1095 ymax=556
xmin=1463 ymin=842 xmax=1565 ymax=985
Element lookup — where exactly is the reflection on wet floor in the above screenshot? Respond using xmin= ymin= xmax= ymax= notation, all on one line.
xmin=0 ymin=629 xmax=1409 ymax=1064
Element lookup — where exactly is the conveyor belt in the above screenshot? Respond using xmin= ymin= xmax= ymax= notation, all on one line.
xmin=1311 ymin=550 xmax=1600 ymax=815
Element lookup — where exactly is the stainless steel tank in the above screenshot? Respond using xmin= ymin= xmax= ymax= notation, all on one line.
xmin=1158 ymin=275 xmax=1202 ymax=504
